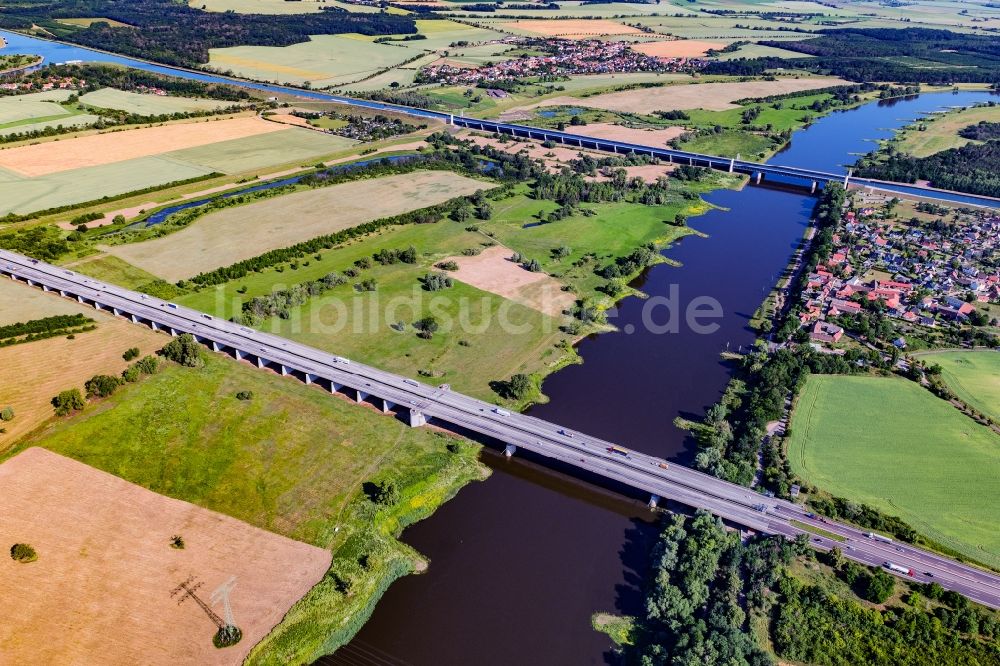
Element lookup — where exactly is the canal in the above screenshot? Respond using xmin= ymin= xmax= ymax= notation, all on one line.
xmin=1 ymin=29 xmax=996 ymax=665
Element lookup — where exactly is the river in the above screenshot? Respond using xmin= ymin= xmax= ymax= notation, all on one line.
xmin=1 ymin=29 xmax=997 ymax=665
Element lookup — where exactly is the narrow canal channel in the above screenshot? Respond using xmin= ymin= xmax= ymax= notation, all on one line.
xmin=1 ymin=31 xmax=995 ymax=664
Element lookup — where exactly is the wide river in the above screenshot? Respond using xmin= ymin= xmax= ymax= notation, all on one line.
xmin=1 ymin=29 xmax=996 ymax=665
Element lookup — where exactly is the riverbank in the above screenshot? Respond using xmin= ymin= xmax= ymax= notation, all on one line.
xmin=5 ymin=350 xmax=490 ymax=664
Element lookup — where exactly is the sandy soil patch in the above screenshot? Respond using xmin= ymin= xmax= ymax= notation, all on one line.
xmin=105 ymin=170 xmax=487 ymax=281
xmin=568 ymin=122 xmax=686 ymax=146
xmin=0 ymin=116 xmax=286 ymax=177
xmin=631 ymin=39 xmax=725 ymax=59
xmin=0 ymin=285 xmax=165 ymax=448
xmin=0 ymin=447 xmax=331 ymax=665
xmin=465 ymin=133 xmax=603 ymax=173
xmin=592 ymin=163 xmax=676 ymax=183
xmin=444 ymin=245 xmax=574 ymax=317
xmin=512 ymin=77 xmax=848 ymax=114
xmin=504 ymin=19 xmax=643 ymax=38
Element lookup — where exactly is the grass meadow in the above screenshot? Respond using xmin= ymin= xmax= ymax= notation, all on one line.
xmin=922 ymin=350 xmax=1000 ymax=422
xmin=787 ymin=374 xmax=1000 ymax=568
xmin=9 ymin=351 xmax=485 ymax=663
xmin=892 ymin=104 xmax=1000 ymax=157
xmin=79 ymin=87 xmax=229 ymax=115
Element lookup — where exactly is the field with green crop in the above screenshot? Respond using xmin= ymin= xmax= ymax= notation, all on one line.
xmin=9 ymin=351 xmax=485 ymax=663
xmin=208 ymin=34 xmax=420 ymax=87
xmin=921 ymin=350 xmax=1000 ymax=422
xmin=787 ymin=374 xmax=1000 ymax=568
xmin=0 ymin=155 xmax=215 ymax=216
xmin=79 ymin=87 xmax=229 ymax=115
xmin=164 ymin=126 xmax=355 ymax=173
xmin=104 ymin=170 xmax=487 ymax=280
xmin=0 ymin=125 xmax=355 ymax=215
xmin=0 ymin=89 xmax=75 ymax=125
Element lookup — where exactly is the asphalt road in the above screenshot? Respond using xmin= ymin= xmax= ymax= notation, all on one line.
xmin=3 ymin=248 xmax=999 ymax=608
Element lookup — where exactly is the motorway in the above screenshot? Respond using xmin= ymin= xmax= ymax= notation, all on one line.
xmin=3 ymin=248 xmax=1000 ymax=608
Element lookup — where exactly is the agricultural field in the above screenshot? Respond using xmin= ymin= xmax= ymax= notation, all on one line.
xmin=0 ymin=118 xmax=356 ymax=215
xmin=787 ymin=374 xmax=1000 ymax=568
xmin=79 ymin=87 xmax=231 ymax=115
xmin=103 ymin=170 xmax=488 ymax=281
xmin=501 ymin=19 xmax=643 ymax=39
xmin=510 ymin=77 xmax=848 ymax=115
xmin=208 ymin=35 xmax=418 ymax=87
xmin=631 ymin=40 xmax=725 ymax=59
xmin=920 ymin=350 xmax=1000 ymax=423
xmin=11 ymin=351 xmax=485 ymax=662
xmin=0 ymin=447 xmax=331 ymax=665
xmin=0 ymin=89 xmax=100 ymax=137
xmin=890 ymin=104 xmax=1000 ymax=158
xmin=0 ymin=280 xmax=164 ymax=448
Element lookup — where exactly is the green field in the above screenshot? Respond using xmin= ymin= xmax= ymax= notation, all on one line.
xmin=892 ymin=104 xmax=1000 ymax=157
xmin=79 ymin=87 xmax=229 ymax=115
xmin=0 ymin=90 xmax=75 ymax=125
xmin=9 ymin=351 xmax=484 ymax=663
xmin=208 ymin=34 xmax=420 ymax=87
xmin=0 ymin=125 xmax=355 ymax=216
xmin=0 ymin=155 xmax=216 ymax=216
xmin=921 ymin=350 xmax=1000 ymax=422
xmin=164 ymin=125 xmax=355 ymax=174
xmin=787 ymin=374 xmax=1000 ymax=568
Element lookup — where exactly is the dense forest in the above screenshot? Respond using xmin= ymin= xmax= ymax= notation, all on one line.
xmin=855 ymin=141 xmax=1000 ymax=198
xmin=959 ymin=119 xmax=1000 ymax=141
xmin=705 ymin=28 xmax=1000 ymax=84
xmin=0 ymin=0 xmax=415 ymax=67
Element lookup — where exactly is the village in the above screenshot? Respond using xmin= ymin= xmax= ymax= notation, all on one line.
xmin=798 ymin=191 xmax=999 ymax=351
xmin=417 ymin=37 xmax=704 ymax=87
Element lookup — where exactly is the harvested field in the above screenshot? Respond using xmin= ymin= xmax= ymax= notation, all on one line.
xmin=519 ymin=77 xmax=848 ymax=114
xmin=0 ymin=447 xmax=331 ymax=665
xmin=0 ymin=276 xmax=87 ymax=325
xmin=631 ymin=39 xmax=725 ymax=58
xmin=0 ymin=284 xmax=164 ymax=447
xmin=264 ymin=112 xmax=316 ymax=129
xmin=503 ymin=19 xmax=643 ymax=38
xmin=595 ymin=163 xmax=676 ymax=183
xmin=105 ymin=170 xmax=489 ymax=281
xmin=0 ymin=116 xmax=285 ymax=177
xmin=79 ymin=88 xmax=229 ymax=115
xmin=444 ymin=245 xmax=575 ymax=317
xmin=567 ymin=122 xmax=686 ymax=146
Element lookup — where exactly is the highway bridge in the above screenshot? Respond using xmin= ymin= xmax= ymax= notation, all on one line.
xmin=3 ymin=248 xmax=1000 ymax=608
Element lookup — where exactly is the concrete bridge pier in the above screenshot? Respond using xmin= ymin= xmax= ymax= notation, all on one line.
xmin=844 ymin=168 xmax=853 ymax=188
xmin=811 ymin=180 xmax=817 ymax=194
xmin=211 ymin=340 xmax=222 ymax=352
xmin=329 ymin=381 xmax=342 ymax=393
xmin=408 ymin=409 xmax=426 ymax=428
xmin=504 ymin=444 xmax=517 ymax=458
xmin=256 ymin=356 xmax=266 ymax=369
xmin=151 ymin=321 xmax=160 ymax=332
xmin=77 ymin=295 xmax=85 ymax=304
xmin=234 ymin=349 xmax=246 ymax=361
xmin=304 ymin=373 xmax=315 ymax=385
xmin=355 ymin=389 xmax=367 ymax=403
xmin=168 ymin=328 xmax=178 ymax=337
xmin=382 ymin=398 xmax=394 ymax=414
xmin=131 ymin=314 xmax=140 ymax=324
xmin=755 ymin=172 xmax=763 ymax=185
xmin=280 ymin=365 xmax=289 ymax=376
xmin=729 ymin=158 xmax=734 ymax=173
xmin=648 ymin=494 xmax=661 ymax=509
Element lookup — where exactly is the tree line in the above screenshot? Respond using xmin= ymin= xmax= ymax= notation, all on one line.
xmin=855 ymin=141 xmax=1000 ymax=198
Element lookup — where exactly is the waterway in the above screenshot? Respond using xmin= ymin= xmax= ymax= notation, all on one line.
xmin=1 ymin=29 xmax=997 ymax=665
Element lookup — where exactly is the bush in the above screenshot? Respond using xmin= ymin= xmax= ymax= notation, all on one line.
xmin=496 ymin=373 xmax=533 ymax=400
xmin=170 ymin=535 xmax=185 ymax=549
xmin=10 ymin=543 xmax=37 ymax=563
xmin=0 ymin=406 xmax=13 ymax=422
xmin=158 ymin=334 xmax=204 ymax=368
xmin=122 ymin=366 xmax=141 ymax=383
xmin=413 ymin=316 xmax=439 ymax=339
xmin=134 ymin=355 xmax=159 ymax=375
xmin=122 ymin=347 xmax=140 ymax=361
xmin=235 ymin=390 xmax=254 ymax=401
xmin=51 ymin=388 xmax=85 ymax=416
xmin=419 ymin=272 xmax=453 ymax=292
xmin=85 ymin=374 xmax=122 ymax=399
xmin=437 ymin=260 xmax=459 ymax=271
